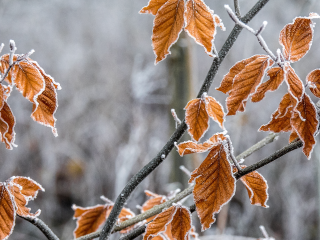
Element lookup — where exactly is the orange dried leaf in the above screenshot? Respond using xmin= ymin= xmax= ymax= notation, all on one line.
xmin=14 ymin=60 xmax=45 ymax=103
xmin=226 ymin=56 xmax=273 ymax=115
xmin=7 ymin=183 xmax=40 ymax=218
xmin=307 ymin=69 xmax=320 ymax=98
xmin=259 ymin=93 xmax=293 ymax=133
xmin=291 ymin=94 xmax=319 ymax=159
xmin=284 ymin=64 xmax=304 ymax=104
xmin=204 ymin=96 xmax=225 ymax=129
xmin=176 ymin=132 xmax=225 ymax=156
xmin=142 ymin=191 xmax=167 ymax=222
xmin=9 ymin=176 xmax=44 ymax=200
xmin=185 ymin=98 xmax=209 ymax=142
xmin=190 ymin=143 xmax=236 ymax=230
xmin=72 ymin=204 xmax=112 ymax=238
xmin=251 ymin=67 xmax=285 ymax=102
xmin=31 ymin=75 xmax=58 ymax=137
xmin=0 ymin=183 xmax=15 ymax=240
xmin=235 ymin=166 xmax=269 ymax=208
xmin=152 ymin=0 xmax=184 ymax=64
xmin=171 ymin=206 xmax=192 ymax=240
xmin=289 ymin=131 xmax=299 ymax=143
xmin=0 ymin=102 xmax=16 ymax=150
xmin=144 ymin=205 xmax=177 ymax=240
xmin=0 ymin=54 xmax=16 ymax=85
xmin=184 ymin=0 xmax=224 ymax=56
xmin=139 ymin=0 xmax=168 ymax=15
xmin=31 ymin=60 xmax=61 ymax=91
xmin=216 ymin=55 xmax=262 ymax=94
xmin=279 ymin=16 xmax=319 ymax=62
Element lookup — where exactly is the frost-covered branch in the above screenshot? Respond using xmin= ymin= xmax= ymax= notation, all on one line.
xmin=21 ymin=216 xmax=60 ymax=240
xmin=225 ymin=5 xmax=277 ymax=62
xmin=98 ymin=1 xmax=271 ymax=239
xmin=171 ymin=109 xmax=182 ymax=128
xmin=234 ymin=0 xmax=241 ymax=18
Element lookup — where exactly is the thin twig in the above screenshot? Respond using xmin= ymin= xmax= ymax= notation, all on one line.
xmin=21 ymin=216 xmax=60 ymax=240
xmin=99 ymin=1 xmax=271 ymax=239
xmin=234 ymin=0 xmax=241 ymax=18
xmin=225 ymin=136 xmax=242 ymax=172
xmin=179 ymin=165 xmax=191 ymax=177
xmin=171 ymin=109 xmax=182 ymax=128
xmin=224 ymin=5 xmax=277 ymax=62
xmin=9 ymin=40 xmax=16 ymax=66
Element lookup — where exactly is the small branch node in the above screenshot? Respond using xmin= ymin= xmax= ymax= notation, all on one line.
xmin=161 ymin=154 xmax=166 ymax=160
xmin=9 ymin=40 xmax=16 ymax=66
xmin=201 ymin=92 xmax=207 ymax=101
xmin=255 ymin=21 xmax=267 ymax=36
xmin=179 ymin=165 xmax=191 ymax=177
xmin=171 ymin=109 xmax=181 ymax=128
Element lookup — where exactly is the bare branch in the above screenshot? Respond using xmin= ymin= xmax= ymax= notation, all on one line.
xmin=21 ymin=216 xmax=60 ymax=240
xmin=234 ymin=0 xmax=241 ymax=18
xmin=98 ymin=1 xmax=271 ymax=239
xmin=9 ymin=40 xmax=16 ymax=66
xmin=224 ymin=5 xmax=277 ymax=61
xmin=171 ymin=109 xmax=182 ymax=128
xmin=179 ymin=165 xmax=191 ymax=177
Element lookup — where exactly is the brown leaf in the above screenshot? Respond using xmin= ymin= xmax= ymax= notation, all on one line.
xmin=72 ymin=204 xmax=112 ymax=238
xmin=0 ymin=102 xmax=16 ymax=150
xmin=152 ymin=0 xmax=184 ymax=64
xmin=139 ymin=0 xmax=168 ymax=15
xmin=13 ymin=60 xmax=45 ymax=103
xmin=184 ymin=0 xmax=224 ymax=56
xmin=289 ymin=131 xmax=299 ymax=143
xmin=279 ymin=16 xmax=319 ymax=62
xmin=185 ymin=98 xmax=209 ymax=142
xmin=216 ymin=55 xmax=262 ymax=94
xmin=31 ymin=60 xmax=61 ymax=91
xmin=204 ymin=96 xmax=225 ymax=129
xmin=291 ymin=93 xmax=319 ymax=159
xmin=284 ymin=63 xmax=304 ymax=105
xmin=235 ymin=166 xmax=269 ymax=208
xmin=251 ymin=67 xmax=285 ymax=102
xmin=306 ymin=69 xmax=320 ymax=98
xmin=190 ymin=143 xmax=236 ymax=230
xmin=176 ymin=132 xmax=225 ymax=156
xmin=31 ymin=74 xmax=58 ymax=137
xmin=226 ymin=56 xmax=273 ymax=115
xmin=171 ymin=205 xmax=191 ymax=240
xmin=144 ymin=205 xmax=177 ymax=240
xmin=0 ymin=54 xmax=16 ymax=85
xmin=0 ymin=183 xmax=15 ymax=240
xmin=141 ymin=191 xmax=167 ymax=222
xmin=259 ymin=93 xmax=293 ymax=133
xmin=9 ymin=176 xmax=44 ymax=200
xmin=7 ymin=183 xmax=40 ymax=218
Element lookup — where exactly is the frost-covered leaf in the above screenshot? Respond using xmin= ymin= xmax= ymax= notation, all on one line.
xmin=0 ymin=102 xmax=16 ymax=150
xmin=204 ymin=96 xmax=225 ymax=129
xmin=141 ymin=191 xmax=167 ymax=222
xmin=9 ymin=176 xmax=44 ymax=200
xmin=185 ymin=98 xmax=209 ymax=142
xmin=0 ymin=54 xmax=16 ymax=85
xmin=184 ymin=0 xmax=224 ymax=57
xmin=176 ymin=132 xmax=225 ymax=156
xmin=291 ymin=93 xmax=319 ymax=159
xmin=31 ymin=74 xmax=59 ymax=137
xmin=190 ymin=143 xmax=235 ymax=230
xmin=251 ymin=67 xmax=285 ymax=102
xmin=72 ymin=204 xmax=112 ymax=238
xmin=284 ymin=63 xmax=304 ymax=105
xmin=226 ymin=56 xmax=273 ymax=115
xmin=140 ymin=0 xmax=168 ymax=15
xmin=306 ymin=69 xmax=320 ymax=98
xmin=279 ymin=15 xmax=320 ymax=62
xmin=0 ymin=183 xmax=15 ymax=240
xmin=234 ymin=166 xmax=269 ymax=208
xmin=13 ymin=60 xmax=45 ymax=103
xmin=152 ymin=0 xmax=184 ymax=64
xmin=216 ymin=55 xmax=262 ymax=94
xmin=259 ymin=93 xmax=293 ymax=133
xmin=143 ymin=205 xmax=192 ymax=240
xmin=144 ymin=205 xmax=177 ymax=240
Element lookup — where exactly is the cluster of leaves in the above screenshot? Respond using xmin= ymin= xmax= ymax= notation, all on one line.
xmin=140 ymin=0 xmax=225 ymax=64
xmin=0 ymin=176 xmax=44 ymax=240
xmin=217 ymin=14 xmax=320 ymax=159
xmin=0 ymin=50 xmax=60 ymax=149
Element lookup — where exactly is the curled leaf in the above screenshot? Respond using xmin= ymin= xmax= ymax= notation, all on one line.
xmin=284 ymin=63 xmax=304 ymax=105
xmin=0 ymin=102 xmax=16 ymax=150
xmin=204 ymin=96 xmax=225 ymax=129
xmin=0 ymin=183 xmax=15 ymax=240
xmin=139 ymin=0 xmax=168 ymax=15
xmin=306 ymin=69 xmax=320 ymax=98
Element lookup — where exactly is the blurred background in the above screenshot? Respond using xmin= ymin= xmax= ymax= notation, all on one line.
xmin=0 ymin=0 xmax=319 ymax=239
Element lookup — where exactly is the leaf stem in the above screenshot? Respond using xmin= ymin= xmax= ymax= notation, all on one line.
xmin=98 ymin=1 xmax=271 ymax=239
